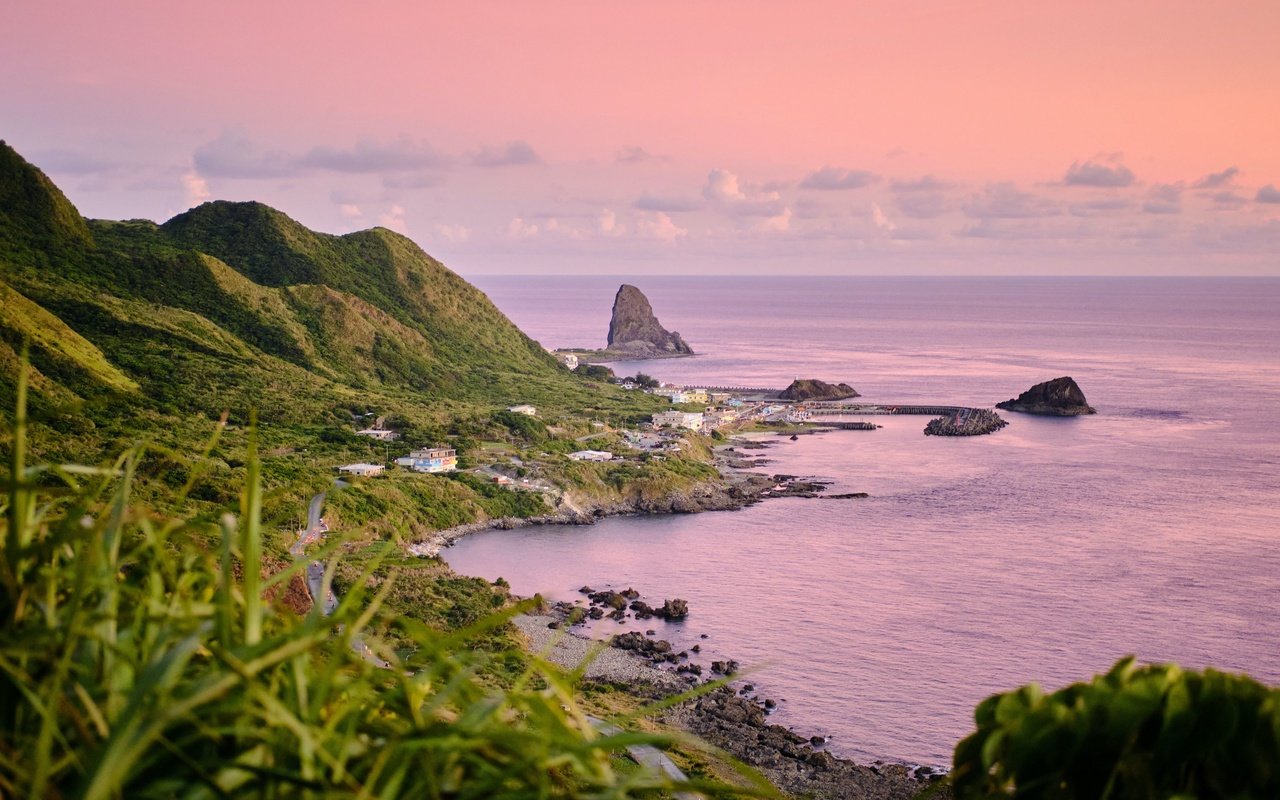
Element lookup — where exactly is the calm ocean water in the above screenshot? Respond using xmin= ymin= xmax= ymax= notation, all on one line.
xmin=449 ymin=276 xmax=1280 ymax=766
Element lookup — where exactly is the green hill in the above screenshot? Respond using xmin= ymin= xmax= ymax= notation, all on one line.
xmin=0 ymin=140 xmax=672 ymax=520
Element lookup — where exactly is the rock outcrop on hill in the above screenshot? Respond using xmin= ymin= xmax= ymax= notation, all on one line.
xmin=996 ymin=376 xmax=1097 ymax=416
xmin=778 ymin=379 xmax=859 ymax=402
xmin=605 ymin=284 xmax=693 ymax=357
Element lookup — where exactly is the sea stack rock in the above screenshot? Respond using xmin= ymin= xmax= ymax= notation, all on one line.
xmin=996 ymin=376 xmax=1097 ymax=416
xmin=606 ymin=284 xmax=693 ymax=356
xmin=778 ymin=379 xmax=860 ymax=402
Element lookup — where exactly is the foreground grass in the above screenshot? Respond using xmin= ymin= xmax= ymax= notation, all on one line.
xmin=0 ymin=361 xmax=760 ymax=799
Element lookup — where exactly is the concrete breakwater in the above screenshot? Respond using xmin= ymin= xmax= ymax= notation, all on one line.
xmin=923 ymin=408 xmax=1008 ymax=436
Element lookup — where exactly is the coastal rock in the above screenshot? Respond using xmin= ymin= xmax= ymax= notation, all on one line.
xmin=659 ymin=598 xmax=690 ymax=620
xmin=605 ymin=284 xmax=694 ymax=356
xmin=778 ymin=379 xmax=860 ymax=402
xmin=923 ymin=409 xmax=1008 ymax=436
xmin=996 ymin=376 xmax=1097 ymax=416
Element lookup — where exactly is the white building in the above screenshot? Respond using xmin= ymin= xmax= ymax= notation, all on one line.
xmin=394 ymin=447 xmax=458 ymax=473
xmin=558 ymin=353 xmax=579 ymax=370
xmin=651 ymin=387 xmax=708 ymax=404
xmin=651 ymin=411 xmax=704 ymax=430
xmin=568 ymin=450 xmax=614 ymax=462
xmin=356 ymin=428 xmax=399 ymax=441
xmin=507 ymin=404 xmax=538 ymax=416
xmin=338 ymin=463 xmax=384 ymax=477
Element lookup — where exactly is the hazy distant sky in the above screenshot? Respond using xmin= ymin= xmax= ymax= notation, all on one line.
xmin=5 ymin=1 xmax=1279 ymax=275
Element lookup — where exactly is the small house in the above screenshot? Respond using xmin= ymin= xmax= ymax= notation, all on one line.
xmin=356 ymin=428 xmax=399 ymax=441
xmin=338 ymin=463 xmax=384 ymax=477
xmin=568 ymin=450 xmax=614 ymax=462
xmin=394 ymin=447 xmax=458 ymax=473
xmin=507 ymin=404 xmax=538 ymax=416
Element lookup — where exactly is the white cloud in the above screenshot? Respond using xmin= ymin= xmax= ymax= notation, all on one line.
xmin=339 ymin=203 xmax=363 ymax=219
xmin=181 ymin=170 xmax=210 ymax=207
xmin=636 ymin=211 xmax=687 ymax=242
xmin=379 ymin=204 xmax=407 ymax=233
xmin=703 ymin=168 xmax=745 ymax=202
xmin=872 ymin=203 xmax=897 ymax=232
xmin=759 ymin=207 xmax=792 ymax=232
xmin=508 ymin=217 xmax=539 ymax=238
xmin=598 ymin=208 xmax=619 ymax=234
xmin=431 ymin=223 xmax=470 ymax=242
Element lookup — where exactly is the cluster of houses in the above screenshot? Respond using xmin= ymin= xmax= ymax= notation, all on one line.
xmin=642 ymin=384 xmax=806 ymax=435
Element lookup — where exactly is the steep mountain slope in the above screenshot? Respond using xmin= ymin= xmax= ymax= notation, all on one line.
xmin=0 ymin=141 xmax=573 ymax=415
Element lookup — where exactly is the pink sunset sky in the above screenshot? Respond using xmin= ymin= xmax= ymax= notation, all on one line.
xmin=5 ymin=0 xmax=1279 ymax=275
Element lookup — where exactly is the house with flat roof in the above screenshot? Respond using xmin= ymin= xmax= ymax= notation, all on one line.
xmin=356 ymin=428 xmax=399 ymax=441
xmin=338 ymin=463 xmax=384 ymax=477
xmin=651 ymin=411 xmax=704 ymax=430
xmin=395 ymin=447 xmax=458 ymax=473
xmin=568 ymin=450 xmax=614 ymax=462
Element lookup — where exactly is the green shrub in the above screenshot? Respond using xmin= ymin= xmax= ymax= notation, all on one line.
xmin=952 ymin=657 xmax=1280 ymax=798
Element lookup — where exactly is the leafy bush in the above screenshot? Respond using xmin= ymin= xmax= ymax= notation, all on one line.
xmin=491 ymin=409 xmax=548 ymax=442
xmin=952 ymin=657 xmax=1280 ymax=798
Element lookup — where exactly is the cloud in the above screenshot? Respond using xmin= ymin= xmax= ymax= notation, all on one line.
xmin=702 ymin=168 xmax=787 ymax=217
xmin=32 ymin=148 xmax=118 ymax=175
xmin=471 ymin=141 xmax=541 ymax=168
xmin=616 ymin=146 xmax=657 ymax=164
xmin=633 ymin=194 xmax=704 ymax=212
xmin=799 ymin=166 xmax=878 ymax=190
xmin=895 ymin=192 xmax=951 ymax=219
xmin=1256 ymin=184 xmax=1280 ymax=204
xmin=1064 ymin=160 xmax=1135 ymax=188
xmin=871 ymin=203 xmax=896 ymax=232
xmin=598 ymin=208 xmax=619 ymax=234
xmin=299 ymin=137 xmax=445 ymax=173
xmin=1193 ymin=166 xmax=1239 ymax=189
xmin=194 ymin=130 xmax=295 ymax=178
xmin=758 ymin=207 xmax=792 ymax=233
xmin=195 ymin=131 xmax=448 ymax=178
xmin=890 ymin=175 xmax=953 ymax=192
xmin=703 ymin=168 xmax=745 ymax=202
xmin=1069 ymin=198 xmax=1133 ymax=217
xmin=635 ymin=211 xmax=687 ymax=242
xmin=338 ymin=203 xmax=363 ymax=219
xmin=378 ymin=204 xmax=408 ymax=233
xmin=181 ymin=170 xmax=210 ymax=207
xmin=507 ymin=217 xmax=539 ymax=238
xmin=1142 ymin=183 xmax=1182 ymax=215
xmin=1211 ymin=191 xmax=1247 ymax=206
xmin=382 ymin=172 xmax=443 ymax=189
xmin=956 ymin=220 xmax=1065 ymax=240
xmin=964 ymin=183 xmax=1061 ymax=219
xmin=431 ymin=223 xmax=470 ymax=243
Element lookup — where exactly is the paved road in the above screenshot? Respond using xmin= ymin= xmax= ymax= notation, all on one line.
xmin=292 ymin=488 xmax=385 ymax=666
xmin=588 ymin=716 xmax=698 ymax=799
xmin=290 ymin=492 xmax=692 ymax=790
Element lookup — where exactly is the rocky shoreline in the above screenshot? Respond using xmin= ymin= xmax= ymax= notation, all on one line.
xmin=517 ymin=602 xmax=948 ymax=800
xmin=407 ymin=432 xmax=852 ymax=557
xmin=411 ymin=432 xmax=950 ymax=797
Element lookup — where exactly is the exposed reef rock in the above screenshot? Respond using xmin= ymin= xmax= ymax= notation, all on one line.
xmin=996 ymin=376 xmax=1097 ymax=416
xmin=778 ymin=379 xmax=860 ymax=402
xmin=924 ymin=409 xmax=1008 ymax=436
xmin=605 ymin=284 xmax=693 ymax=357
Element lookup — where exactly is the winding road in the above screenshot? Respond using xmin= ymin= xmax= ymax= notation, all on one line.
xmin=291 ymin=490 xmax=696 ymax=794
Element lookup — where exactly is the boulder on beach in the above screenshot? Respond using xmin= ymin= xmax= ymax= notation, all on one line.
xmin=996 ymin=376 xmax=1097 ymax=416
xmin=778 ymin=379 xmax=859 ymax=402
